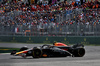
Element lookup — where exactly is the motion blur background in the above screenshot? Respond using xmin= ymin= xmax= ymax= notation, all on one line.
xmin=0 ymin=0 xmax=100 ymax=36
xmin=0 ymin=0 xmax=100 ymax=44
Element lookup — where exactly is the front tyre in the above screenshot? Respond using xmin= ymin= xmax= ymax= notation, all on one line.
xmin=32 ymin=48 xmax=42 ymax=58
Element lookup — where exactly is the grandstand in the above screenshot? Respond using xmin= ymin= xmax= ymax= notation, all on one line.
xmin=0 ymin=0 xmax=100 ymax=36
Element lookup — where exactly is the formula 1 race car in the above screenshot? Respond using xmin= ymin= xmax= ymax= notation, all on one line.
xmin=11 ymin=42 xmax=85 ymax=58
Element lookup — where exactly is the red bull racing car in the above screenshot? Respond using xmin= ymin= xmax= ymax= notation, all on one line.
xmin=11 ymin=42 xmax=85 ymax=58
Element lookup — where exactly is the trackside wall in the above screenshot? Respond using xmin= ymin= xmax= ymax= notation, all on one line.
xmin=0 ymin=36 xmax=100 ymax=44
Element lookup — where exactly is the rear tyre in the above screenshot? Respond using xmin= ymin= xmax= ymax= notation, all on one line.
xmin=73 ymin=48 xmax=85 ymax=57
xmin=32 ymin=48 xmax=42 ymax=58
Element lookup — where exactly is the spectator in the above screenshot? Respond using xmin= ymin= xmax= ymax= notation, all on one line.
xmin=0 ymin=0 xmax=100 ymax=36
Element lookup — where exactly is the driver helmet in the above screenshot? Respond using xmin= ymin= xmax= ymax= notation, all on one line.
xmin=53 ymin=41 xmax=57 ymax=45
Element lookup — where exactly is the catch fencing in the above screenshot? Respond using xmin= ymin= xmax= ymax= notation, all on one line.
xmin=0 ymin=9 xmax=100 ymax=36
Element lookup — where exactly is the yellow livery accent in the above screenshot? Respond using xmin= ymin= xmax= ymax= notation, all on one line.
xmin=16 ymin=51 xmax=24 ymax=55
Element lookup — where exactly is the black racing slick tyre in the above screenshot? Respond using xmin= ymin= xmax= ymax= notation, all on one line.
xmin=73 ymin=48 xmax=85 ymax=57
xmin=32 ymin=48 xmax=42 ymax=58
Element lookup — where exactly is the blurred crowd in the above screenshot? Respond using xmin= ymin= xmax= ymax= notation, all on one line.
xmin=0 ymin=0 xmax=100 ymax=33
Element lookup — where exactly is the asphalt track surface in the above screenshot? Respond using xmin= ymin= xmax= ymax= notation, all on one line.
xmin=0 ymin=43 xmax=100 ymax=66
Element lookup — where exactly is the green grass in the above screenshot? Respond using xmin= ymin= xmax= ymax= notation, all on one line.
xmin=0 ymin=47 xmax=19 ymax=53
xmin=0 ymin=41 xmax=100 ymax=46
